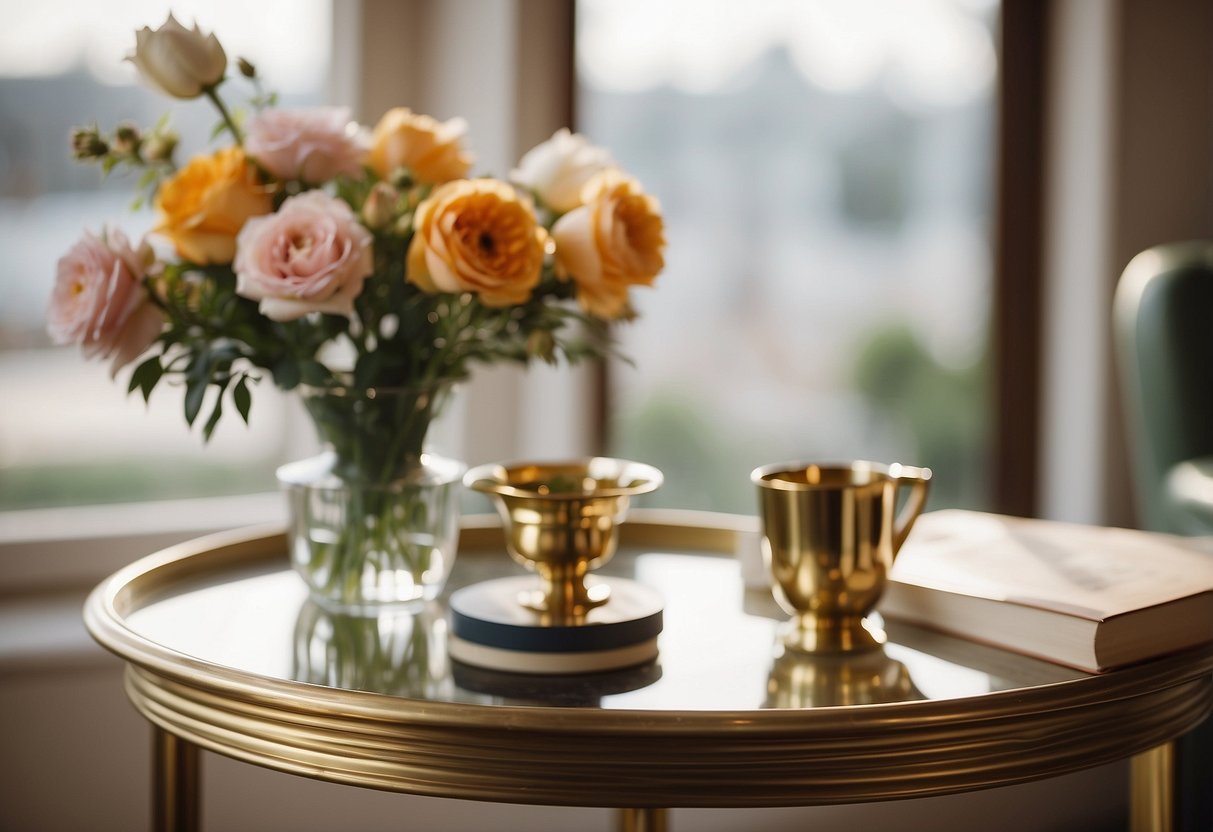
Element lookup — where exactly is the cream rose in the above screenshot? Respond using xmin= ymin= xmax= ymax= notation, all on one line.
xmin=127 ymin=14 xmax=227 ymax=99
xmin=368 ymin=108 xmax=473 ymax=185
xmin=234 ymin=190 xmax=374 ymax=321
xmin=551 ymin=170 xmax=665 ymax=319
xmin=246 ymin=107 xmax=368 ymax=184
xmin=406 ymin=179 xmax=545 ymax=307
xmin=511 ymin=128 xmax=615 ymax=214
xmin=48 ymin=229 xmax=164 ymax=376
xmin=155 ymin=147 xmax=274 ymax=264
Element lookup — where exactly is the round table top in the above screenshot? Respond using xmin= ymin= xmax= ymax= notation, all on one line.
xmin=84 ymin=510 xmax=1213 ymax=808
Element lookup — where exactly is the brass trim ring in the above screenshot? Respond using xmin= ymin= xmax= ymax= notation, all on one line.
xmin=85 ymin=511 xmax=1213 ymax=807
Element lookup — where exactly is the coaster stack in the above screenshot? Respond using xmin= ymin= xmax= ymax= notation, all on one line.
xmin=447 ymin=576 xmax=663 ymax=674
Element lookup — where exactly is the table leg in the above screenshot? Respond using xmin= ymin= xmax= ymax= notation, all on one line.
xmin=618 ymin=808 xmax=668 ymax=832
xmin=1130 ymin=742 xmax=1174 ymax=832
xmin=153 ymin=726 xmax=200 ymax=832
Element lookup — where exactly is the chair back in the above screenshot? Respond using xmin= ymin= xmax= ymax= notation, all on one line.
xmin=1113 ymin=241 xmax=1213 ymax=533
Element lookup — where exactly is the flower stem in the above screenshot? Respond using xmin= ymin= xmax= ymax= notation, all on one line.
xmin=204 ymin=85 xmax=243 ymax=144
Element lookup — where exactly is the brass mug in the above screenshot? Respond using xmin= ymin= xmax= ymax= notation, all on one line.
xmin=751 ymin=461 xmax=931 ymax=654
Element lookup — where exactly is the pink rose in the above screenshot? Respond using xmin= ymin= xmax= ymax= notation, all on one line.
xmin=234 ymin=190 xmax=374 ymax=321
xmin=245 ymin=107 xmax=368 ymax=184
xmin=48 ymin=229 xmax=164 ymax=376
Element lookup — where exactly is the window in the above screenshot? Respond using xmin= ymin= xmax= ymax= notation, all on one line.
xmin=577 ymin=0 xmax=999 ymax=513
xmin=0 ymin=0 xmax=331 ymax=511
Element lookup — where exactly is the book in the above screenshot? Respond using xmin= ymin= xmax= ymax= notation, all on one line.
xmin=879 ymin=510 xmax=1213 ymax=673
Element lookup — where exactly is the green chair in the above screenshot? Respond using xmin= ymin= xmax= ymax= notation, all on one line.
xmin=1114 ymin=240 xmax=1213 ymax=832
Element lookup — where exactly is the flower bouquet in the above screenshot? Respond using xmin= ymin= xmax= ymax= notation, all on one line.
xmin=49 ymin=15 xmax=666 ymax=612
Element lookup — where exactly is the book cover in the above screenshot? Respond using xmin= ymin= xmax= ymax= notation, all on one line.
xmin=880 ymin=510 xmax=1213 ymax=672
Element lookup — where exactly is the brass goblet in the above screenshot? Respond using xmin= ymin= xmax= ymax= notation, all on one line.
xmin=464 ymin=458 xmax=663 ymax=620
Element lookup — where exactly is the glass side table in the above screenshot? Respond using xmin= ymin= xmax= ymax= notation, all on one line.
xmin=84 ymin=510 xmax=1213 ymax=832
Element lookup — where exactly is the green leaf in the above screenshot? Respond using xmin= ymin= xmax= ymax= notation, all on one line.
xmin=272 ymin=358 xmax=301 ymax=390
xmin=184 ymin=379 xmax=207 ymax=426
xmin=232 ymin=377 xmax=252 ymax=424
xmin=127 ymin=356 xmax=163 ymax=403
xmin=202 ymin=395 xmax=223 ymax=442
xmin=298 ymin=360 xmax=329 ymax=387
xmin=353 ymin=351 xmax=384 ymax=390
xmin=136 ymin=168 xmax=159 ymax=190
xmin=185 ymin=349 xmax=210 ymax=383
xmin=137 ymin=370 xmax=157 ymax=400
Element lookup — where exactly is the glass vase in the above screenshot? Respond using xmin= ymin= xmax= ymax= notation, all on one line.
xmin=277 ymin=383 xmax=465 ymax=614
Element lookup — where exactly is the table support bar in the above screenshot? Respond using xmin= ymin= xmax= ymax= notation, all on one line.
xmin=619 ymin=807 xmax=669 ymax=832
xmin=1130 ymin=742 xmax=1175 ymax=832
xmin=153 ymin=726 xmax=200 ymax=832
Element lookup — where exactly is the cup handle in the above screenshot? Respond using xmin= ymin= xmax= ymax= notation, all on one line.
xmin=890 ymin=464 xmax=932 ymax=553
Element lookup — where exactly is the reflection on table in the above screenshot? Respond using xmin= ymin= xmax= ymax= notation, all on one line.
xmin=125 ymin=539 xmax=1086 ymax=714
xmin=764 ymin=643 xmax=923 ymax=709
xmin=293 ymin=600 xmax=455 ymax=700
xmin=292 ymin=598 xmax=666 ymax=706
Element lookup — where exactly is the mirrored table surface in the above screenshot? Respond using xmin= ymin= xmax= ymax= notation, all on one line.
xmin=86 ymin=510 xmax=1213 ymax=813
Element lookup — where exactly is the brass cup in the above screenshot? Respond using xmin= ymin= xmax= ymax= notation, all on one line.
xmin=751 ymin=461 xmax=932 ymax=655
xmin=464 ymin=458 xmax=663 ymax=619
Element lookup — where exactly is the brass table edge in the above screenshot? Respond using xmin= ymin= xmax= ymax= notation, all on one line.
xmin=121 ymin=662 xmax=1211 ymax=807
xmin=83 ymin=510 xmax=1213 ymax=805
xmin=84 ymin=511 xmax=1213 ymax=732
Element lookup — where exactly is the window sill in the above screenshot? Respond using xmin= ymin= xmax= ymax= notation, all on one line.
xmin=0 ymin=492 xmax=286 ymax=594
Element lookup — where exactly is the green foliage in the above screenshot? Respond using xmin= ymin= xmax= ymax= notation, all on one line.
xmin=612 ymin=393 xmax=757 ymax=513
xmin=852 ymin=322 xmax=990 ymax=508
xmin=0 ymin=458 xmax=276 ymax=510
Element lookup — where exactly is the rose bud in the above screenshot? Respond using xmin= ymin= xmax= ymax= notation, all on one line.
xmin=526 ymin=329 xmax=557 ymax=364
xmin=361 ymin=182 xmax=399 ymax=230
xmin=127 ymin=14 xmax=227 ymax=99
xmin=71 ymin=129 xmax=109 ymax=160
xmin=143 ymin=129 xmax=179 ymax=163
xmin=112 ymin=123 xmax=142 ymax=156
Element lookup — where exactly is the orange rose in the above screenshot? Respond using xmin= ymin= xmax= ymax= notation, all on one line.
xmin=551 ymin=170 xmax=665 ymax=319
xmin=406 ymin=179 xmax=545 ymax=307
xmin=368 ymin=108 xmax=473 ymax=185
xmin=154 ymin=147 xmax=273 ymax=264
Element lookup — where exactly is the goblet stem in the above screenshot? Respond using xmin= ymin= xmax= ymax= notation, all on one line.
xmin=519 ymin=561 xmax=612 ymax=619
